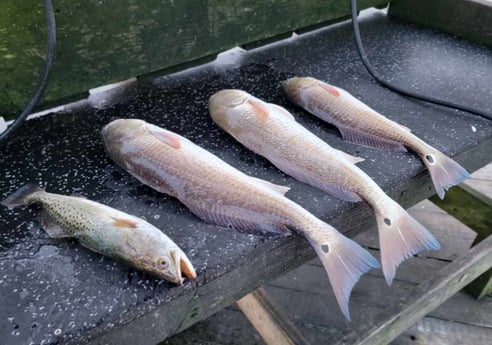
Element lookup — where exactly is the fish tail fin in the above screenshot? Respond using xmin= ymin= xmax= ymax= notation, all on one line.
xmin=1 ymin=183 xmax=44 ymax=207
xmin=422 ymin=150 xmax=470 ymax=199
xmin=376 ymin=201 xmax=440 ymax=285
xmin=305 ymin=224 xmax=380 ymax=320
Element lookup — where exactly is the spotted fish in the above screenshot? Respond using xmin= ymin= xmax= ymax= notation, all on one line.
xmin=1 ymin=184 xmax=196 ymax=284
xmin=282 ymin=77 xmax=470 ymax=199
xmin=209 ymin=89 xmax=440 ymax=285
xmin=101 ymin=118 xmax=380 ymax=320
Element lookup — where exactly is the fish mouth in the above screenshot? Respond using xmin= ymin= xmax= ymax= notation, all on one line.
xmin=170 ymin=249 xmax=197 ymax=284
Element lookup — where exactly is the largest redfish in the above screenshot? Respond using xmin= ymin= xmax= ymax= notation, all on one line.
xmin=209 ymin=90 xmax=439 ymax=285
xmin=283 ymin=77 xmax=470 ymax=199
xmin=101 ymin=119 xmax=379 ymax=320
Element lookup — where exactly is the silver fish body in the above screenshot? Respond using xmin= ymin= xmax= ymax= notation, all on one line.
xmin=101 ymin=118 xmax=380 ymax=320
xmin=1 ymin=184 xmax=196 ymax=284
xmin=283 ymin=77 xmax=470 ymax=199
xmin=208 ymin=89 xmax=440 ymax=284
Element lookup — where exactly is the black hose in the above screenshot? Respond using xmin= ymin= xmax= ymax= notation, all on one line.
xmin=350 ymin=0 xmax=492 ymax=121
xmin=0 ymin=0 xmax=57 ymax=144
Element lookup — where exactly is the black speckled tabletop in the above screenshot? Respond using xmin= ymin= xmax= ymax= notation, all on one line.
xmin=1 ymin=10 xmax=491 ymax=345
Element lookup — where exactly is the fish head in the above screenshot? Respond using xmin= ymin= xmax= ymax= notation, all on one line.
xmin=209 ymin=89 xmax=270 ymax=132
xmin=101 ymin=118 xmax=147 ymax=145
xmin=282 ymin=77 xmax=319 ymax=102
xmin=101 ymin=119 xmax=149 ymax=167
xmin=138 ymin=246 xmax=197 ymax=285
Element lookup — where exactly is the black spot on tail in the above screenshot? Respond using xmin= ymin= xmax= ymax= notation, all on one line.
xmin=321 ymin=244 xmax=330 ymax=253
xmin=384 ymin=218 xmax=391 ymax=226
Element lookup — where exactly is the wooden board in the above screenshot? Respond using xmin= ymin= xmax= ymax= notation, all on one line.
xmin=0 ymin=0 xmax=386 ymax=120
xmin=338 ymin=236 xmax=492 ymax=345
xmin=462 ymin=163 xmax=492 ymax=206
xmin=395 ymin=317 xmax=492 ymax=345
xmin=237 ymin=288 xmax=309 ymax=345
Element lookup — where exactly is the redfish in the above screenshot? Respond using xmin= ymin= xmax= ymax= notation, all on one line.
xmin=1 ymin=184 xmax=196 ymax=284
xmin=283 ymin=77 xmax=470 ymax=199
xmin=209 ymin=89 xmax=439 ymax=285
xmin=101 ymin=119 xmax=379 ymax=320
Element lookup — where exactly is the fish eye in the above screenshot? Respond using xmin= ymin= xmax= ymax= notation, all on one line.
xmin=158 ymin=258 xmax=169 ymax=269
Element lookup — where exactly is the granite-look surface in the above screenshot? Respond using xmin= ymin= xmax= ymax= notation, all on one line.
xmin=0 ymin=10 xmax=491 ymax=345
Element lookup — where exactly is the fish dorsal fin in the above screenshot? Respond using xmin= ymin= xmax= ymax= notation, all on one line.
xmin=249 ymin=176 xmax=290 ymax=196
xmin=338 ymin=125 xmax=407 ymax=152
xmin=397 ymin=123 xmax=411 ymax=132
xmin=247 ymin=98 xmax=270 ymax=122
xmin=319 ymin=82 xmax=341 ymax=97
xmin=111 ymin=216 xmax=138 ymax=228
xmin=337 ymin=150 xmax=365 ymax=164
xmin=40 ymin=210 xmax=71 ymax=238
xmin=147 ymin=124 xmax=182 ymax=149
xmin=267 ymin=103 xmax=295 ymax=121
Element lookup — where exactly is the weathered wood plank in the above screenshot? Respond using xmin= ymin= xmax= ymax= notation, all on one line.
xmin=394 ymin=317 xmax=492 ymax=345
xmin=429 ymin=181 xmax=492 ymax=299
xmin=161 ymin=308 xmax=266 ymax=345
xmin=336 ymin=235 xmax=492 ymax=345
xmin=268 ymin=260 xmax=492 ymax=329
xmin=0 ymin=0 xmax=387 ymax=119
xmin=429 ymin=187 xmax=492 ymax=242
xmin=237 ymin=288 xmax=310 ymax=345
xmin=389 ymin=0 xmax=492 ymax=47
xmin=461 ymin=163 xmax=492 ymax=206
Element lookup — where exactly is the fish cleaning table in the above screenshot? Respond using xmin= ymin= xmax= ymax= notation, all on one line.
xmin=1 ymin=10 xmax=491 ymax=345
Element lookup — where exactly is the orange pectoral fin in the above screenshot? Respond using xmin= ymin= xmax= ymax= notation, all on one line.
xmin=111 ymin=217 xmax=138 ymax=228
xmin=247 ymin=99 xmax=270 ymax=122
xmin=319 ymin=82 xmax=341 ymax=97
xmin=148 ymin=126 xmax=182 ymax=149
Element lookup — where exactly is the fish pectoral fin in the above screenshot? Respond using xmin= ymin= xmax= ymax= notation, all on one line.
xmin=111 ymin=217 xmax=138 ymax=228
xmin=249 ymin=176 xmax=291 ymax=196
xmin=147 ymin=124 xmax=182 ymax=149
xmin=319 ymin=82 xmax=341 ymax=97
xmin=185 ymin=202 xmax=292 ymax=237
xmin=267 ymin=103 xmax=295 ymax=121
xmin=40 ymin=210 xmax=71 ymax=238
xmin=337 ymin=125 xmax=407 ymax=152
xmin=247 ymin=98 xmax=270 ymax=122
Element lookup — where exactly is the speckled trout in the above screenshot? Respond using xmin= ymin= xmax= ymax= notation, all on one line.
xmin=283 ymin=77 xmax=470 ymax=200
xmin=1 ymin=185 xmax=196 ymax=284
xmin=209 ymin=90 xmax=440 ymax=285
xmin=101 ymin=118 xmax=380 ymax=320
